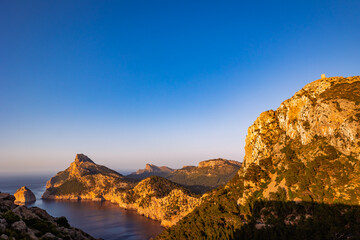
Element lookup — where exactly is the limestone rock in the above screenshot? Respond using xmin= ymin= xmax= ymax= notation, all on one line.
xmin=12 ymin=205 xmax=40 ymax=220
xmin=14 ymin=186 xmax=36 ymax=204
xmin=240 ymin=76 xmax=360 ymax=205
xmin=0 ymin=192 xmax=97 ymax=239
xmin=41 ymin=232 xmax=57 ymax=239
xmin=11 ymin=220 xmax=27 ymax=232
xmin=0 ymin=234 xmax=8 ymax=240
xmin=0 ymin=223 xmax=5 ymax=233
xmin=155 ymin=75 xmax=360 ymax=240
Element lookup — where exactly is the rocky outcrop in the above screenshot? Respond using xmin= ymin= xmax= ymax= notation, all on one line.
xmin=14 ymin=186 xmax=36 ymax=204
xmin=43 ymin=155 xmax=201 ymax=227
xmin=0 ymin=192 xmax=97 ymax=240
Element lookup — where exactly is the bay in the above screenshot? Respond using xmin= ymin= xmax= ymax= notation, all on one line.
xmin=0 ymin=174 xmax=164 ymax=240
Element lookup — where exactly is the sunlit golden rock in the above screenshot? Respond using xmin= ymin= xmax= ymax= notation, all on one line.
xmin=14 ymin=186 xmax=36 ymax=204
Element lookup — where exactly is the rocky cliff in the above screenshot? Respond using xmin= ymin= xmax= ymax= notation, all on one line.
xmin=43 ymin=155 xmax=201 ymax=227
xmin=157 ymin=76 xmax=360 ymax=239
xmin=240 ymin=76 xmax=360 ymax=205
xmin=0 ymin=192 xmax=96 ymax=240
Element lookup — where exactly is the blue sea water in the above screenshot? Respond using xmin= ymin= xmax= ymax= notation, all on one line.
xmin=0 ymin=174 xmax=164 ymax=240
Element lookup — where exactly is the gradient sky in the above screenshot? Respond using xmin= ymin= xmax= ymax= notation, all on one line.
xmin=1 ymin=0 xmax=360 ymax=174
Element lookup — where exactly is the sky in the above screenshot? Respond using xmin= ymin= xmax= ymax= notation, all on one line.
xmin=1 ymin=0 xmax=360 ymax=174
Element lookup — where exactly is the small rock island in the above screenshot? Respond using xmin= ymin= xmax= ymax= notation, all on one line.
xmin=14 ymin=186 xmax=36 ymax=204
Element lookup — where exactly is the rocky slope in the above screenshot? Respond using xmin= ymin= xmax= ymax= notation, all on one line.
xmin=128 ymin=159 xmax=242 ymax=194
xmin=14 ymin=186 xmax=36 ymax=204
xmin=157 ymin=76 xmax=360 ymax=239
xmin=112 ymin=176 xmax=201 ymax=227
xmin=127 ymin=164 xmax=174 ymax=180
xmin=0 ymin=192 xmax=96 ymax=240
xmin=43 ymin=154 xmax=201 ymax=227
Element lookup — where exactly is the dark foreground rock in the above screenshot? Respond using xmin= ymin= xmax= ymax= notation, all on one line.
xmin=0 ymin=192 xmax=98 ymax=240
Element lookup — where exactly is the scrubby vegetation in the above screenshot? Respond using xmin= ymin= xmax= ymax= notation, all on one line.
xmin=320 ymin=81 xmax=360 ymax=104
xmin=48 ymin=178 xmax=87 ymax=195
xmin=157 ymin=174 xmax=244 ymax=239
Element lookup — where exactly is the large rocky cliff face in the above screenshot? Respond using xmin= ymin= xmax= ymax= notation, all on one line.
xmin=157 ymin=76 xmax=360 ymax=239
xmin=43 ymin=155 xmax=201 ymax=227
xmin=241 ymin=76 xmax=360 ymax=205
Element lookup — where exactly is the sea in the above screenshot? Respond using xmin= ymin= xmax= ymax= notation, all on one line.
xmin=0 ymin=174 xmax=164 ymax=240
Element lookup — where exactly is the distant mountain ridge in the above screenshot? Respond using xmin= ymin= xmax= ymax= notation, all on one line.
xmin=128 ymin=158 xmax=242 ymax=194
xmin=127 ymin=164 xmax=174 ymax=179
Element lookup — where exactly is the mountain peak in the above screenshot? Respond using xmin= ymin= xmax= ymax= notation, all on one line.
xmin=74 ymin=154 xmax=94 ymax=164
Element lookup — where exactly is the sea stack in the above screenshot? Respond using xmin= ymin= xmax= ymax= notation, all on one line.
xmin=14 ymin=186 xmax=36 ymax=204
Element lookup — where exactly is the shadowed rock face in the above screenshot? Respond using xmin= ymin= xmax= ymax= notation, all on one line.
xmin=14 ymin=186 xmax=36 ymax=204
xmin=156 ymin=76 xmax=360 ymax=239
xmin=0 ymin=192 xmax=97 ymax=240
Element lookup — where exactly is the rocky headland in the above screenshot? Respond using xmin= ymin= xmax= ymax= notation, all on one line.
xmin=42 ymin=154 xmax=135 ymax=200
xmin=42 ymin=154 xmax=202 ymax=227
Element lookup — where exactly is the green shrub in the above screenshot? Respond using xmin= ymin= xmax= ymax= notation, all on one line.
xmin=55 ymin=216 xmax=70 ymax=228
xmin=2 ymin=210 xmax=20 ymax=224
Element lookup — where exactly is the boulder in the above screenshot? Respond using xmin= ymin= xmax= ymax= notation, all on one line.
xmin=41 ymin=232 xmax=57 ymax=239
xmin=12 ymin=205 xmax=40 ymax=220
xmin=0 ymin=223 xmax=5 ymax=233
xmin=0 ymin=234 xmax=8 ymax=240
xmin=14 ymin=186 xmax=36 ymax=204
xmin=11 ymin=220 xmax=27 ymax=232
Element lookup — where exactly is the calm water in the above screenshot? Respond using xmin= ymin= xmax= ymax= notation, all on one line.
xmin=0 ymin=175 xmax=164 ymax=240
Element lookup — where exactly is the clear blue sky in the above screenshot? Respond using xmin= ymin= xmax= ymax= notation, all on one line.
xmin=1 ymin=0 xmax=359 ymax=173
